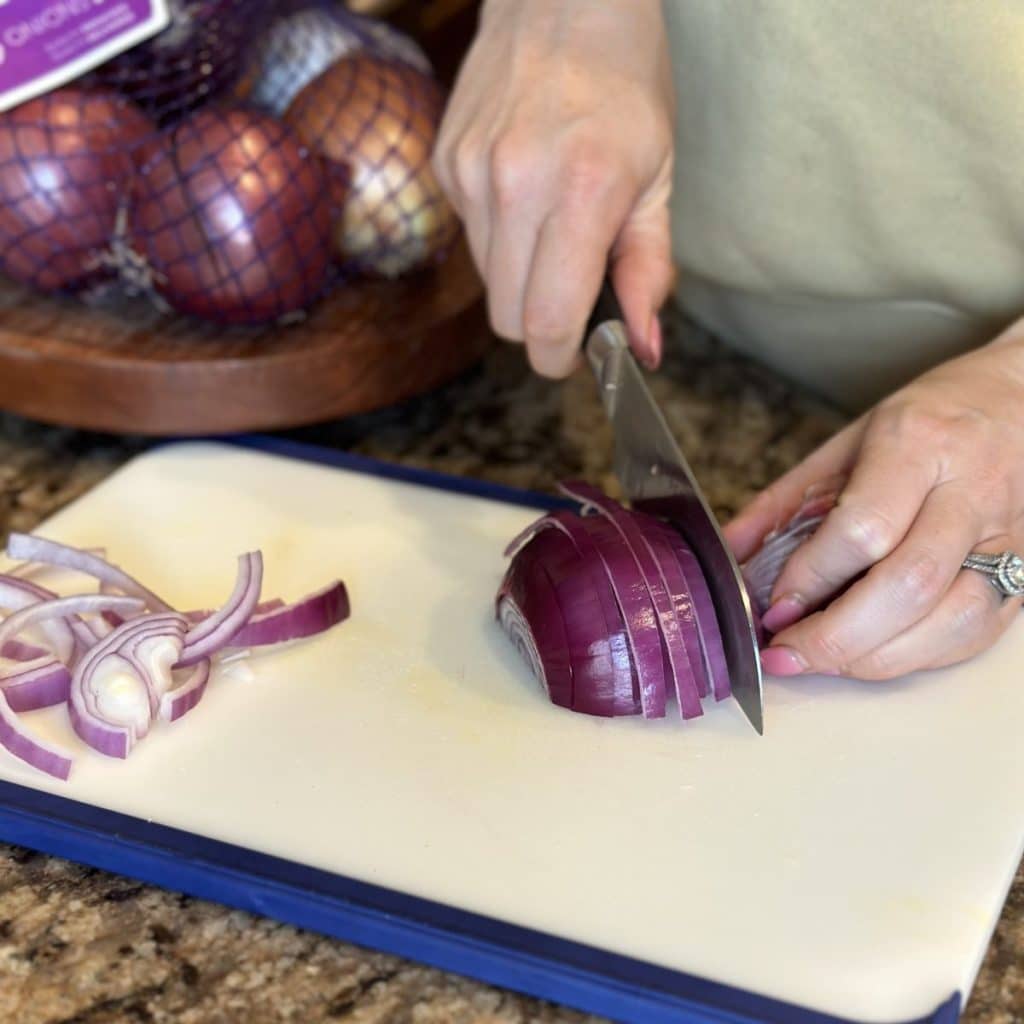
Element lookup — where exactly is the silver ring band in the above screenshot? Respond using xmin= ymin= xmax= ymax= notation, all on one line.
xmin=961 ymin=551 xmax=1024 ymax=598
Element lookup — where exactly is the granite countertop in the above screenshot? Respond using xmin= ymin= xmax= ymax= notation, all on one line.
xmin=0 ymin=313 xmax=1020 ymax=1023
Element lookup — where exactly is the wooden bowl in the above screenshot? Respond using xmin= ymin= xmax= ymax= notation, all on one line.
xmin=0 ymin=239 xmax=488 ymax=436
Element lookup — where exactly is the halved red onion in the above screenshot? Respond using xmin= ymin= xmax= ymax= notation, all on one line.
xmin=498 ymin=485 xmax=734 ymax=721
xmin=563 ymin=482 xmax=701 ymax=719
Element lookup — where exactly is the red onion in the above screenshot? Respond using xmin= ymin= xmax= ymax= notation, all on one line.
xmin=178 ymin=552 xmax=262 ymax=666
xmin=741 ymin=484 xmax=841 ymax=636
xmin=130 ymin=107 xmax=334 ymax=324
xmin=0 ymin=537 xmax=350 ymax=779
xmin=70 ymin=614 xmax=189 ymax=759
xmin=237 ymin=6 xmax=431 ymax=118
xmin=0 ymin=89 xmax=152 ymax=293
xmin=284 ymin=54 xmax=460 ymax=277
xmin=499 ymin=487 xmax=729 ymax=720
xmin=499 ymin=480 xmax=841 ymax=719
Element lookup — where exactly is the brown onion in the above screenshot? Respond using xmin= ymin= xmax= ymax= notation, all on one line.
xmin=284 ymin=54 xmax=460 ymax=278
xmin=0 ymin=89 xmax=152 ymax=293
xmin=130 ymin=107 xmax=334 ymax=324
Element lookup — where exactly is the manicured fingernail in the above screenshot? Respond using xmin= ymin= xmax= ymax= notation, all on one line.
xmin=645 ymin=313 xmax=663 ymax=370
xmin=760 ymin=595 xmax=807 ymax=634
xmin=760 ymin=646 xmax=808 ymax=677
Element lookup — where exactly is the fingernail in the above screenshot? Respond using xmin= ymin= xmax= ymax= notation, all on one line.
xmin=645 ymin=313 xmax=663 ymax=370
xmin=760 ymin=646 xmax=809 ymax=677
xmin=760 ymin=595 xmax=807 ymax=634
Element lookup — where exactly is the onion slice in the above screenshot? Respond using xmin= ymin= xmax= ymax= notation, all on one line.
xmin=224 ymin=583 xmax=349 ymax=648
xmin=6 ymin=535 xmax=172 ymax=612
xmin=177 ymin=553 xmax=263 ymax=666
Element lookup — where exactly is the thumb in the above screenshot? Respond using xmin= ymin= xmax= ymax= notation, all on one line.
xmin=610 ymin=204 xmax=675 ymax=369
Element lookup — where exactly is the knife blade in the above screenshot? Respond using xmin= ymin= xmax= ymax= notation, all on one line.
xmin=584 ymin=317 xmax=764 ymax=734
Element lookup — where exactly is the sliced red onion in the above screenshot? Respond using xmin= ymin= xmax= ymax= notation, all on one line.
xmin=0 ymin=595 xmax=145 ymax=777
xmin=226 ymin=582 xmax=349 ymax=648
xmin=0 ymin=694 xmax=72 ymax=780
xmin=6 ymin=535 xmax=172 ymax=612
xmin=511 ymin=528 xmax=636 ymax=716
xmin=563 ymin=482 xmax=701 ymax=719
xmin=2 ymin=658 xmax=71 ymax=712
xmin=2 ymin=640 xmax=49 ymax=662
xmin=70 ymin=614 xmax=187 ymax=759
xmin=177 ymin=553 xmax=263 ymax=666
xmin=159 ymin=660 xmax=212 ymax=723
xmin=0 ymin=595 xmax=144 ymax=659
xmin=640 ymin=522 xmax=712 ymax=700
xmin=658 ymin=526 xmax=731 ymax=702
xmin=0 ymin=575 xmax=75 ymax=665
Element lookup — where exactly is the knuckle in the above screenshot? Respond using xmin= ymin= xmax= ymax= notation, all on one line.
xmin=804 ymin=629 xmax=851 ymax=673
xmin=892 ymin=549 xmax=947 ymax=611
xmin=561 ymin=137 xmax=617 ymax=205
xmin=847 ymin=648 xmax=901 ymax=682
xmin=489 ymin=135 xmax=534 ymax=210
xmin=950 ymin=586 xmax=996 ymax=640
xmin=877 ymin=400 xmax=949 ymax=446
xmin=522 ymin=302 xmax=571 ymax=351
xmin=833 ymin=501 xmax=899 ymax=563
xmin=451 ymin=139 xmax=485 ymax=198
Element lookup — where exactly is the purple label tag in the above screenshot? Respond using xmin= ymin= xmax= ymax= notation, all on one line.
xmin=0 ymin=0 xmax=169 ymax=111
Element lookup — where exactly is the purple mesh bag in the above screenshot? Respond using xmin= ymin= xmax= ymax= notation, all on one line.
xmin=0 ymin=0 xmax=459 ymax=326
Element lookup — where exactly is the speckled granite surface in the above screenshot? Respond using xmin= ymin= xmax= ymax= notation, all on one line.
xmin=0 ymin=313 xmax=1020 ymax=1023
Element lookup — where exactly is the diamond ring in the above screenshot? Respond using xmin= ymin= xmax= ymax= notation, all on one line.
xmin=961 ymin=551 xmax=1024 ymax=599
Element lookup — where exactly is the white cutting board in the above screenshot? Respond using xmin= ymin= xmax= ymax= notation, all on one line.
xmin=0 ymin=442 xmax=1022 ymax=1022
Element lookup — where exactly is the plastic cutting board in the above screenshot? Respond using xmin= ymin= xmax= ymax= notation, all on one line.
xmin=0 ymin=437 xmax=1021 ymax=1024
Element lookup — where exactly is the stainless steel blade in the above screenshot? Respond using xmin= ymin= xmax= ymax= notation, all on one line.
xmin=585 ymin=320 xmax=764 ymax=734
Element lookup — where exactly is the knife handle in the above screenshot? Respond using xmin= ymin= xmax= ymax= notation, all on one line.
xmin=584 ymin=320 xmax=630 ymax=417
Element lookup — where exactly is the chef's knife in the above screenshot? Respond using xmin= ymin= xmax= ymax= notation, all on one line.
xmin=583 ymin=304 xmax=764 ymax=734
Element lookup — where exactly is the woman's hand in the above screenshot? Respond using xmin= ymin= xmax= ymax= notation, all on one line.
xmin=725 ymin=323 xmax=1024 ymax=680
xmin=432 ymin=0 xmax=675 ymax=377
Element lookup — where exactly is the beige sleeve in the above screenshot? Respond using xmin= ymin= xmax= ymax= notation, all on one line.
xmin=663 ymin=1 xmax=1024 ymax=408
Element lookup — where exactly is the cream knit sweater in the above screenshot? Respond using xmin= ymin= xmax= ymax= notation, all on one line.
xmin=664 ymin=2 xmax=1024 ymax=408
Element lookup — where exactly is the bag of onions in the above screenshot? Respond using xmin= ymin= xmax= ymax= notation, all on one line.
xmin=0 ymin=0 xmax=460 ymax=326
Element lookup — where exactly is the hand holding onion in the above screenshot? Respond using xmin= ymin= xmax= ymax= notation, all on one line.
xmin=726 ymin=328 xmax=1024 ymax=680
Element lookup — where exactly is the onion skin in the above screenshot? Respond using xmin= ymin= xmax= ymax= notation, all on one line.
xmin=131 ymin=107 xmax=335 ymax=324
xmin=284 ymin=54 xmax=460 ymax=277
xmin=0 ymin=90 xmax=152 ymax=293
xmin=236 ymin=6 xmax=431 ymax=118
